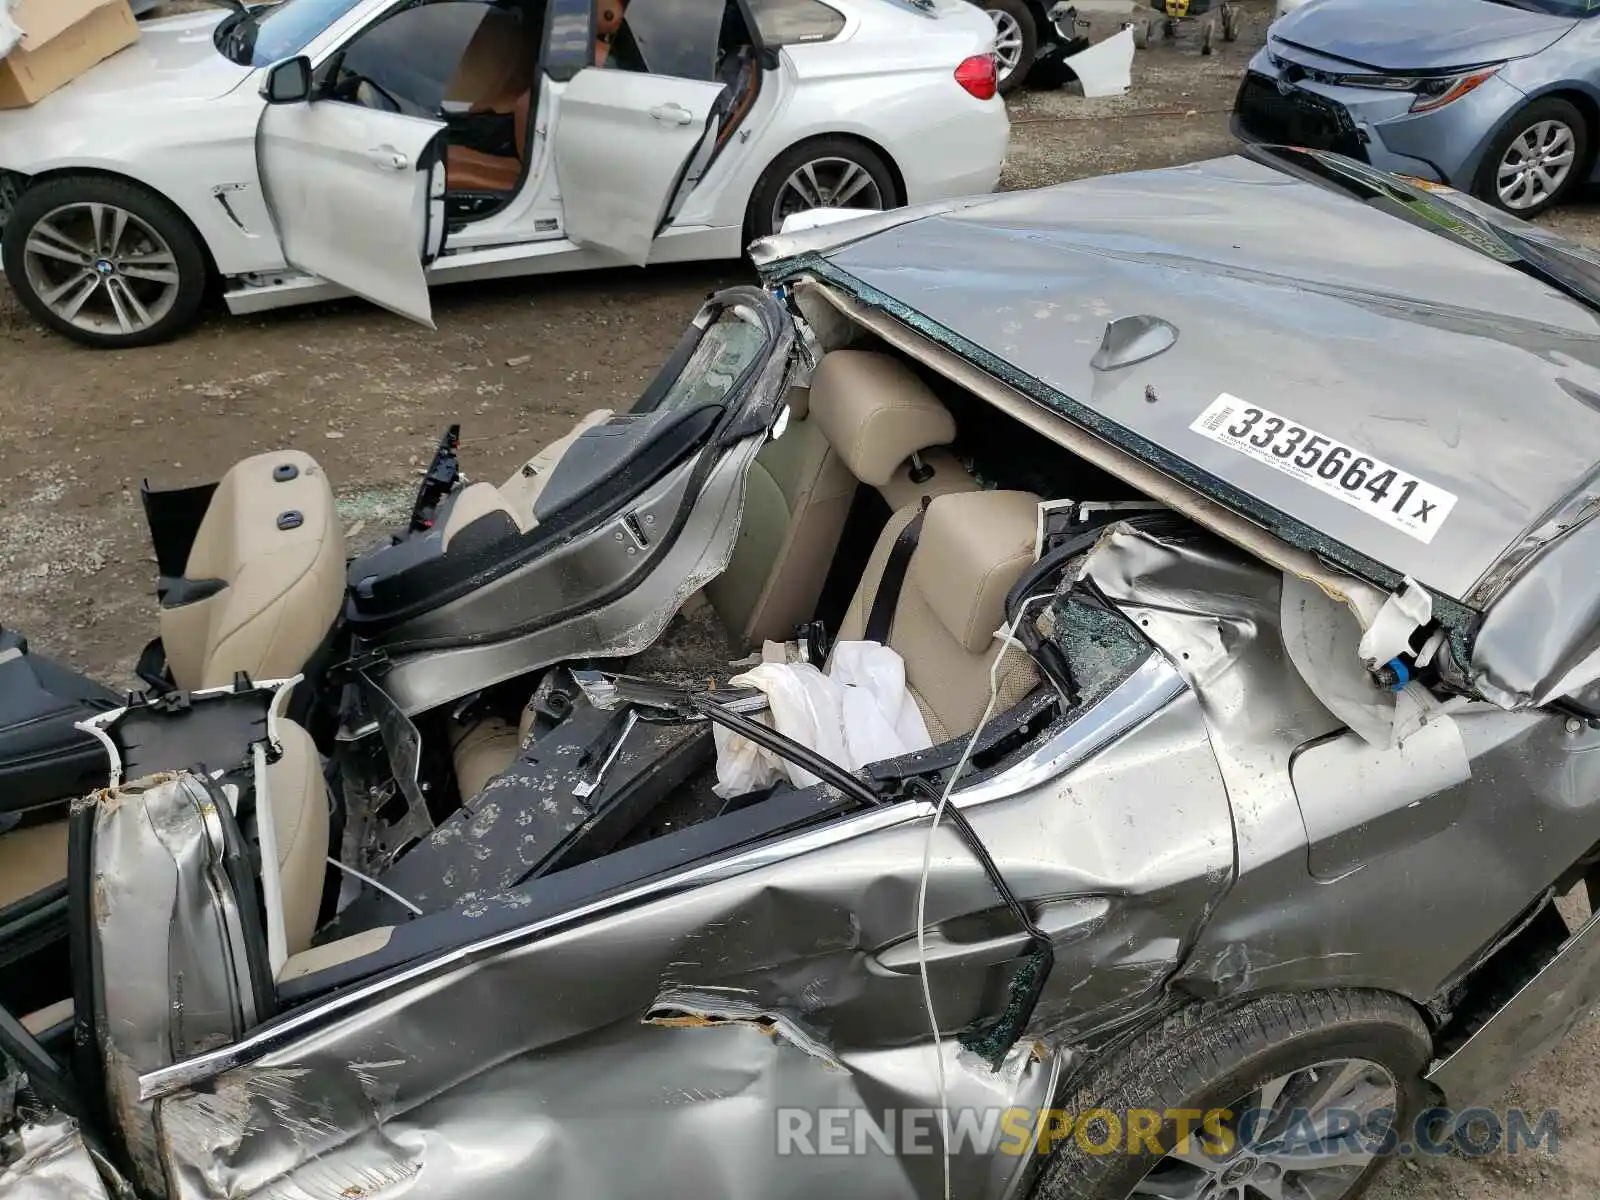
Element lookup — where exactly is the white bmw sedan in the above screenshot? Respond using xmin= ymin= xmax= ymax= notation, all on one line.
xmin=0 ymin=0 xmax=1007 ymax=348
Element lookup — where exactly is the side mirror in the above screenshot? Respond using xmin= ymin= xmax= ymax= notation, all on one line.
xmin=261 ymin=56 xmax=313 ymax=104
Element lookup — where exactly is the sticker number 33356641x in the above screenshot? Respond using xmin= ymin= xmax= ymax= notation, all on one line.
xmin=1189 ymin=394 xmax=1458 ymax=544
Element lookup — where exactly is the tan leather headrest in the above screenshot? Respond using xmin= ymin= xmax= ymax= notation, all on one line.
xmin=910 ymin=490 xmax=1041 ymax=654
xmin=810 ymin=351 xmax=956 ymax=487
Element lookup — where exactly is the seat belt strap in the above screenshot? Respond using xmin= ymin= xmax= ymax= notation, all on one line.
xmin=864 ymin=498 xmax=931 ymax=646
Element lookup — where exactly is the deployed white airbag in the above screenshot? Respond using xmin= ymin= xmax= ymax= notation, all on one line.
xmin=712 ymin=641 xmax=931 ymax=797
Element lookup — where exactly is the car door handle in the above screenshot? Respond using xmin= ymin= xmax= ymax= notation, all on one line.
xmin=367 ymin=145 xmax=409 ymax=170
xmin=649 ymin=103 xmax=694 ymax=126
xmin=871 ymin=898 xmax=1110 ymax=974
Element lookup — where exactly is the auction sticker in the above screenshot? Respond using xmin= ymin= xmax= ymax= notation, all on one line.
xmin=1189 ymin=394 xmax=1457 ymax=544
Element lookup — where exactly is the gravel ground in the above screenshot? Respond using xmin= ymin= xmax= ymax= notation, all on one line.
xmin=2 ymin=2 xmax=1597 ymax=1195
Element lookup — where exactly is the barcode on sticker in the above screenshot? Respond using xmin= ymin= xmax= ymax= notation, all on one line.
xmin=1189 ymin=394 xmax=1458 ymax=544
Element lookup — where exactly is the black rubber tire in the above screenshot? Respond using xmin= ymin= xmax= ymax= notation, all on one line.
xmin=1472 ymin=96 xmax=1589 ymax=220
xmin=744 ymin=137 xmax=899 ymax=243
xmin=1030 ymin=991 xmax=1433 ymax=1200
xmin=1 ymin=173 xmax=209 ymax=349
xmin=985 ymin=0 xmax=1038 ymax=95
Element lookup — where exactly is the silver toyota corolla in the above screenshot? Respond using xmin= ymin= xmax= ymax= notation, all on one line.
xmin=1243 ymin=0 xmax=1600 ymax=218
xmin=6 ymin=146 xmax=1600 ymax=1200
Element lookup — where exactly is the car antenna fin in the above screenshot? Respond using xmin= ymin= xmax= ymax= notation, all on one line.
xmin=1089 ymin=314 xmax=1178 ymax=371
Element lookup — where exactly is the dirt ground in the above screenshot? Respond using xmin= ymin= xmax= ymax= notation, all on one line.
xmin=1 ymin=1 xmax=1596 ymax=1195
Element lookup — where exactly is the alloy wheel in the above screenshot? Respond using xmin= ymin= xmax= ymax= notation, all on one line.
xmin=770 ymin=157 xmax=887 ymax=231
xmin=1126 ymin=1057 xmax=1399 ymax=1200
xmin=988 ymin=8 xmax=1025 ymax=81
xmin=1496 ymin=119 xmax=1577 ymax=211
xmin=20 ymin=202 xmax=182 ymax=338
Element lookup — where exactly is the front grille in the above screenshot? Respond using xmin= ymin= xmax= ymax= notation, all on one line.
xmin=1234 ymin=72 xmax=1366 ymax=161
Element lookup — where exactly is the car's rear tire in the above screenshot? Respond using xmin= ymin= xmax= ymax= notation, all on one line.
xmin=984 ymin=0 xmax=1038 ymax=94
xmin=1 ymin=174 xmax=208 ymax=349
xmin=744 ymin=137 xmax=898 ymax=243
xmin=1029 ymin=991 xmax=1434 ymax=1200
xmin=1473 ymin=96 xmax=1588 ymax=219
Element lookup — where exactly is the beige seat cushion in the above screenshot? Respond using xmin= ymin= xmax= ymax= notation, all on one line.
xmin=265 ymin=718 xmax=331 ymax=957
xmin=838 ymin=491 xmax=1042 ymax=741
xmin=451 ymin=716 xmax=523 ymax=800
xmin=707 ymin=414 xmax=857 ymax=648
xmin=439 ymin=409 xmax=616 ymax=552
xmin=498 ymin=409 xmax=616 ymax=527
xmin=710 ymin=351 xmax=974 ymax=651
xmin=809 ymin=350 xmax=957 ymax=487
xmin=162 ymin=451 xmax=346 ymax=692
xmin=0 ymin=820 xmax=68 ymax=911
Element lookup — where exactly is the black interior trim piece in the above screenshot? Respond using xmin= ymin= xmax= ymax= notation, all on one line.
xmin=67 ymin=802 xmax=108 ymax=1136
xmin=114 ymin=691 xmax=270 ymax=783
xmin=206 ymin=774 xmax=278 ymax=1029
xmin=355 ymin=432 xmax=727 ymax=656
xmin=158 ymin=576 xmax=227 ymax=610
xmin=139 ymin=479 xmax=218 ymax=579
xmin=344 ymin=290 xmax=784 ymax=634
xmin=277 ymin=783 xmax=852 ymax=1004
xmin=0 ymin=632 xmax=117 ymax=819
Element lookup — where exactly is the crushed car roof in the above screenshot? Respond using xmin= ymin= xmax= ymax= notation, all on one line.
xmin=761 ymin=154 xmax=1600 ymax=609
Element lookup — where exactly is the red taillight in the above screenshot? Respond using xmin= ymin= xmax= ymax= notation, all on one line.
xmin=954 ymin=54 xmax=997 ymax=101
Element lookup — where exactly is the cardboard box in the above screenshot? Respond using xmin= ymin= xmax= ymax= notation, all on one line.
xmin=0 ymin=0 xmax=139 ymax=110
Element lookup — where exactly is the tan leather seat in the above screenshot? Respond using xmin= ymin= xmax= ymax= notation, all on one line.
xmin=267 ymin=718 xmax=332 ymax=957
xmin=450 ymin=700 xmax=541 ymax=800
xmin=0 ymin=820 xmax=68 ymax=910
xmin=161 ymin=451 xmax=345 ymax=692
xmin=2 ymin=716 xmax=327 ymax=992
xmin=837 ymin=490 xmax=1043 ymax=741
xmin=439 ymin=409 xmax=615 ymax=553
xmin=709 ymin=350 xmax=979 ymax=651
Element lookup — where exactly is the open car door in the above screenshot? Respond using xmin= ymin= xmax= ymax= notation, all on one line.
xmin=256 ymin=64 xmax=448 ymax=328
xmin=553 ymin=68 xmax=728 ymax=266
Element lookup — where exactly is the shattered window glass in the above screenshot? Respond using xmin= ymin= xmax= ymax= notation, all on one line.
xmin=654 ymin=314 xmax=769 ymax=412
xmin=1039 ymin=591 xmax=1150 ymax=710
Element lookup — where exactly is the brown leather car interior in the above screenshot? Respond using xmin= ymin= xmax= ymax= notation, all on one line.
xmin=444 ymin=6 xmax=542 ymax=194
xmin=595 ymin=0 xmax=624 ymax=66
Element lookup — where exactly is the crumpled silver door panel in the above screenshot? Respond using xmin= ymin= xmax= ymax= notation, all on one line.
xmin=93 ymin=772 xmax=267 ymax=1193
xmin=0 ymin=1114 xmax=113 ymax=1200
xmin=1074 ymin=522 xmax=1600 ymax=1039
xmin=150 ymin=660 xmax=1234 ymax=1200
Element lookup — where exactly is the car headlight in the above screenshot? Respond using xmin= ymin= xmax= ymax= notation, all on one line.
xmin=1329 ymin=64 xmax=1503 ymax=112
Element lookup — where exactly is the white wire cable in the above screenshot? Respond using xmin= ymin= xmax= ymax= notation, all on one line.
xmin=326 ymin=856 xmax=424 ymax=916
xmin=915 ymin=592 xmax=1055 ymax=1200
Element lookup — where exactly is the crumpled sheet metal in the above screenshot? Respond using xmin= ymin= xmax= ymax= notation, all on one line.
xmin=155 ymin=670 xmax=1232 ymax=1200
xmin=0 ymin=1114 xmax=113 ymax=1200
xmin=1470 ymin=513 xmax=1600 ymax=709
xmin=95 ymin=772 xmax=262 ymax=1194
xmin=1081 ymin=521 xmax=1600 ymax=1020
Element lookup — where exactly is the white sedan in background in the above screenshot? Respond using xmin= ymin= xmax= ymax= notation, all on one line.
xmin=0 ymin=0 xmax=1007 ymax=348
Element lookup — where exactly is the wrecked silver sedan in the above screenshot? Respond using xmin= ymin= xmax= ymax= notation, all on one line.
xmin=8 ymin=145 xmax=1600 ymax=1200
